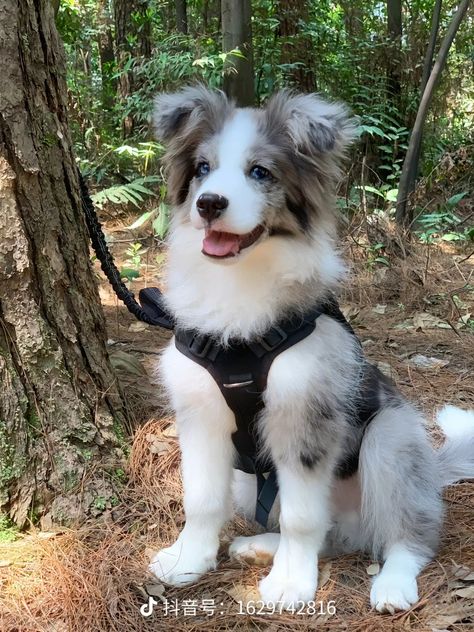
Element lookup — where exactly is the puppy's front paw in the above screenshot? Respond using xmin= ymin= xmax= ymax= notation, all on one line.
xmin=259 ymin=567 xmax=317 ymax=608
xmin=149 ymin=539 xmax=217 ymax=586
xmin=370 ymin=572 xmax=419 ymax=613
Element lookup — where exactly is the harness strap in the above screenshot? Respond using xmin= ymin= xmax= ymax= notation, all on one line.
xmin=256 ymin=470 xmax=278 ymax=527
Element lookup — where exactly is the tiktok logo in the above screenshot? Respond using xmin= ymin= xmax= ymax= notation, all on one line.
xmin=140 ymin=596 xmax=158 ymax=617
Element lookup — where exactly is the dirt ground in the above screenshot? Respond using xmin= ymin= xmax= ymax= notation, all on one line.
xmin=0 ymin=220 xmax=473 ymax=632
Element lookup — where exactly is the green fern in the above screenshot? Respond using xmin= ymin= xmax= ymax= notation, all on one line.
xmin=91 ymin=176 xmax=160 ymax=209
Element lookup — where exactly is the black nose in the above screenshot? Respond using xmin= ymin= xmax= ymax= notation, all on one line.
xmin=196 ymin=193 xmax=228 ymax=221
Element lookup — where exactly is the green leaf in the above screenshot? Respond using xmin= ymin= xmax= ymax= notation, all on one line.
xmin=120 ymin=267 xmax=140 ymax=281
xmin=128 ymin=211 xmax=153 ymax=230
xmin=355 ymin=185 xmax=385 ymax=199
xmin=152 ymin=203 xmax=170 ymax=238
xmin=441 ymin=233 xmax=463 ymax=241
xmin=447 ymin=192 xmax=467 ymax=207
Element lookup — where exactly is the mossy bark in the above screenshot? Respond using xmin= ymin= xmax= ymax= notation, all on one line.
xmin=0 ymin=0 xmax=127 ymax=527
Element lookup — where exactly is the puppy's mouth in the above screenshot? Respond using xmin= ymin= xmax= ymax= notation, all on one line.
xmin=202 ymin=225 xmax=265 ymax=258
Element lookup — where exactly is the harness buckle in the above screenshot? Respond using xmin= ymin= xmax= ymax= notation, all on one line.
xmin=256 ymin=325 xmax=288 ymax=352
xmin=188 ymin=333 xmax=215 ymax=359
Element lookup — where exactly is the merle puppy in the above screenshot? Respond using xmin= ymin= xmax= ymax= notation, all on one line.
xmin=148 ymin=86 xmax=474 ymax=613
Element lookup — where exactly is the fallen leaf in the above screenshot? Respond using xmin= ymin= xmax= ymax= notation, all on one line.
xmin=226 ymin=583 xmax=261 ymax=606
xmin=162 ymin=424 xmax=177 ymax=438
xmin=109 ymin=350 xmax=146 ymax=376
xmin=407 ymin=354 xmax=449 ymax=370
xmin=457 ymin=313 xmax=472 ymax=329
xmin=393 ymin=319 xmax=414 ymax=330
xmin=413 ymin=312 xmax=450 ymax=331
xmin=452 ymin=563 xmax=474 ymax=581
xmin=376 ymin=362 xmax=398 ymax=381
xmin=37 ymin=531 xmax=61 ymax=539
xmin=149 ymin=440 xmax=170 ymax=455
xmin=366 ymin=562 xmax=380 ymax=576
xmin=145 ymin=583 xmax=166 ymax=600
xmin=341 ymin=304 xmax=360 ymax=321
xmin=145 ymin=433 xmax=159 ymax=443
xmin=144 ymin=548 xmax=157 ymax=562
xmin=318 ymin=561 xmax=332 ymax=588
xmin=454 ymin=585 xmax=474 ymax=599
xmin=128 ymin=321 xmax=149 ymax=333
xmin=134 ymin=584 xmax=149 ymax=600
xmin=427 ymin=601 xmax=474 ymax=628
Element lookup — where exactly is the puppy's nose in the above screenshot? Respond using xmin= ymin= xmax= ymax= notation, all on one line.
xmin=196 ymin=193 xmax=228 ymax=222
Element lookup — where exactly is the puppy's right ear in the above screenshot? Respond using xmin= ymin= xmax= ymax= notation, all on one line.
xmin=153 ymin=86 xmax=231 ymax=206
xmin=153 ymin=85 xmax=229 ymax=143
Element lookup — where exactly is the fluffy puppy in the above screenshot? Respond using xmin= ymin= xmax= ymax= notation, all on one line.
xmin=148 ymin=86 xmax=474 ymax=613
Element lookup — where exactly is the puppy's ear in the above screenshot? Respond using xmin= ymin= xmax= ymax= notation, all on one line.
xmin=153 ymin=86 xmax=231 ymax=205
xmin=153 ymin=85 xmax=230 ymax=143
xmin=267 ymin=91 xmax=357 ymax=158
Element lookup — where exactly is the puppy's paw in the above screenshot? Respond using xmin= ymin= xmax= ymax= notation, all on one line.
xmin=149 ymin=539 xmax=216 ymax=586
xmin=370 ymin=572 xmax=419 ymax=613
xmin=229 ymin=534 xmax=279 ymax=567
xmin=259 ymin=568 xmax=317 ymax=608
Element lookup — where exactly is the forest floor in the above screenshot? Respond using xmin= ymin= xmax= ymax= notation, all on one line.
xmin=0 ymin=215 xmax=473 ymax=632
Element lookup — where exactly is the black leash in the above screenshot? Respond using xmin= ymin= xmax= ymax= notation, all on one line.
xmin=79 ymin=172 xmax=174 ymax=330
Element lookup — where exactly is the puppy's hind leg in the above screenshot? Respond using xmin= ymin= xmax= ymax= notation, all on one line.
xmin=370 ymin=543 xmax=429 ymax=613
xmin=230 ymin=533 xmax=280 ymax=566
xmin=359 ymin=404 xmax=443 ymax=613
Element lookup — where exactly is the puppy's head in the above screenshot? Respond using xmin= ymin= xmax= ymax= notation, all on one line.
xmin=154 ymin=86 xmax=356 ymax=261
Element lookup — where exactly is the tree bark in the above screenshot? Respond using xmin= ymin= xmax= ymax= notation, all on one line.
xmin=175 ymin=0 xmax=188 ymax=34
xmin=387 ymin=0 xmax=402 ymax=103
xmin=277 ymin=0 xmax=316 ymax=92
xmin=97 ymin=0 xmax=117 ymax=110
xmin=406 ymin=0 xmax=443 ymax=195
xmin=0 ymin=0 xmax=127 ymax=527
xmin=395 ymin=0 xmax=471 ymax=227
xmin=114 ymin=0 xmax=152 ymax=135
xmin=222 ymin=0 xmax=255 ymax=106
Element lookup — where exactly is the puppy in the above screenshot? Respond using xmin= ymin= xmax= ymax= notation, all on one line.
xmin=148 ymin=86 xmax=474 ymax=613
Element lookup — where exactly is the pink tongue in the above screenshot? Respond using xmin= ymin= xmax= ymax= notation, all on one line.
xmin=202 ymin=230 xmax=241 ymax=257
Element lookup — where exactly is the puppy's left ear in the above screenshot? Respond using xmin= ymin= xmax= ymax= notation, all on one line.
xmin=268 ymin=91 xmax=357 ymax=158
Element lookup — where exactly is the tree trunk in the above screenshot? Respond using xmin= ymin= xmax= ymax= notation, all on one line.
xmin=0 ymin=0 xmax=127 ymax=528
xmin=175 ymin=0 xmax=188 ymax=34
xmin=277 ymin=0 xmax=316 ymax=92
xmin=395 ymin=0 xmax=471 ymax=227
xmin=387 ymin=0 xmax=402 ymax=103
xmin=114 ymin=0 xmax=152 ymax=136
xmin=406 ymin=0 xmax=443 ymax=194
xmin=97 ymin=0 xmax=117 ymax=110
xmin=222 ymin=0 xmax=255 ymax=106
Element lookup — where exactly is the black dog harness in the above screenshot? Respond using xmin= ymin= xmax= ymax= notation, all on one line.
xmin=141 ymin=288 xmax=357 ymax=527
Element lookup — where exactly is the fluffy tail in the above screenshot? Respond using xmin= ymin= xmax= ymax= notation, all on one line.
xmin=436 ymin=405 xmax=474 ymax=486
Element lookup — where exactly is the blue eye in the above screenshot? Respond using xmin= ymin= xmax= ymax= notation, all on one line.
xmin=196 ymin=161 xmax=210 ymax=177
xmin=249 ymin=165 xmax=271 ymax=180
